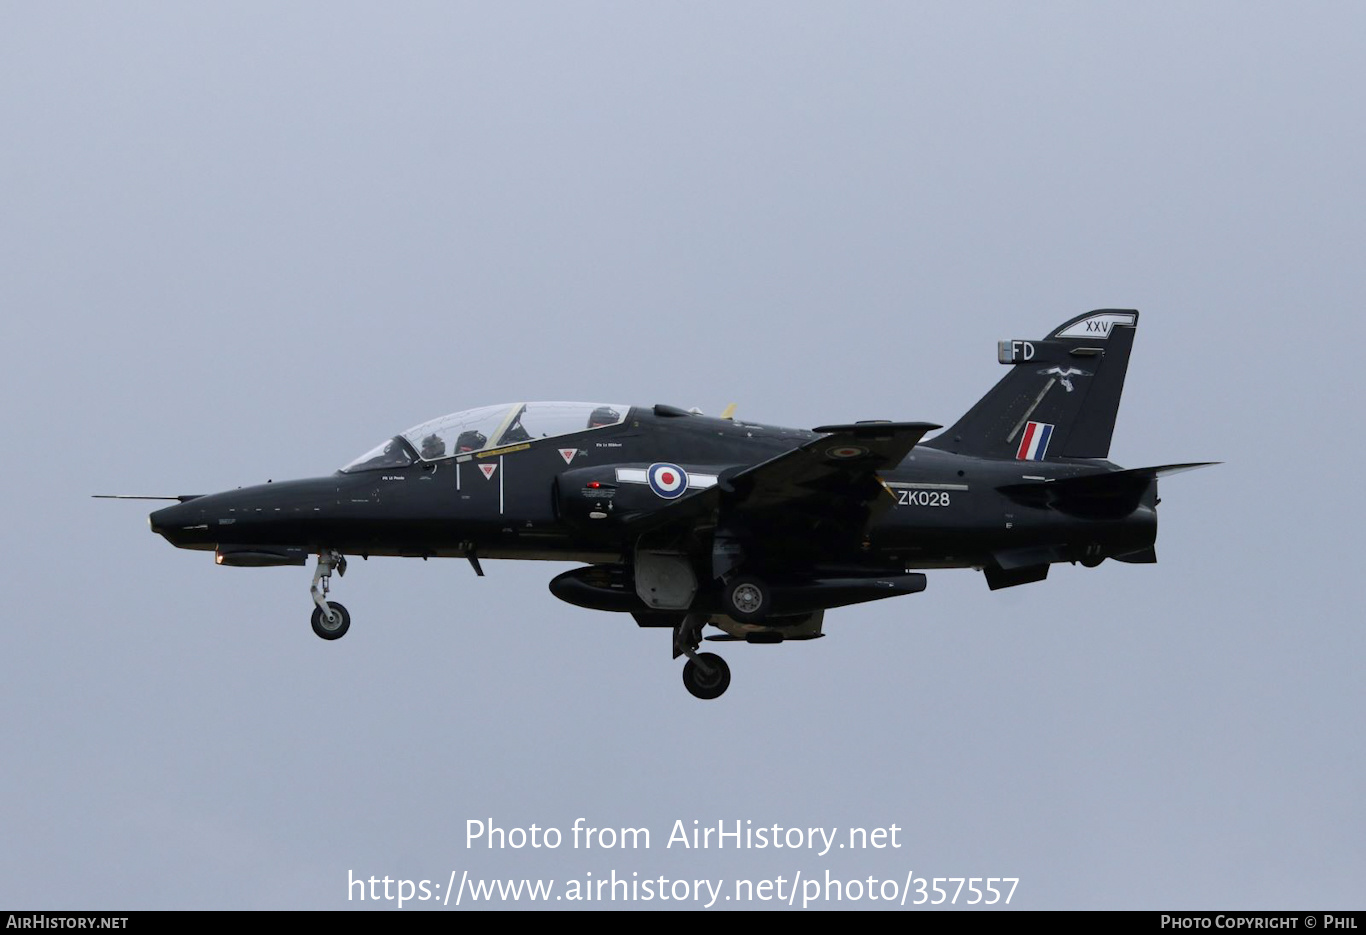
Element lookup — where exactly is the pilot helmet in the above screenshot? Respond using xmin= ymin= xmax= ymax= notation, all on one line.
xmin=588 ymin=406 xmax=620 ymax=428
xmin=420 ymin=433 xmax=446 ymax=459
xmin=455 ymin=429 xmax=487 ymax=453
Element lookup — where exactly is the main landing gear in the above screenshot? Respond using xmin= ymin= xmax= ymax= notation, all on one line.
xmin=310 ymin=549 xmax=350 ymax=640
xmin=723 ymin=575 xmax=771 ymax=623
xmin=668 ymin=574 xmax=775 ymax=699
xmin=673 ymin=613 xmax=732 ymax=700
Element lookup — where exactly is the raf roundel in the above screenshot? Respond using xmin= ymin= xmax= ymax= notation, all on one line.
xmin=647 ymin=462 xmax=689 ymax=499
xmin=826 ymin=445 xmax=869 ymax=460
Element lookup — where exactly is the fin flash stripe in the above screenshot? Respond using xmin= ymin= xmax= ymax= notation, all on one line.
xmin=1016 ymin=422 xmax=1053 ymax=461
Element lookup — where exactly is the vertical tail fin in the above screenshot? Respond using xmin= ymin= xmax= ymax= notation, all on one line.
xmin=923 ymin=309 xmax=1138 ymax=461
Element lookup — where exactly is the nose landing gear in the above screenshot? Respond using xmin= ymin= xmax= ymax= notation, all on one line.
xmin=311 ymin=602 xmax=350 ymax=640
xmin=673 ymin=613 xmax=731 ymax=699
xmin=682 ymin=652 xmax=731 ymax=699
xmin=310 ymin=549 xmax=350 ymax=640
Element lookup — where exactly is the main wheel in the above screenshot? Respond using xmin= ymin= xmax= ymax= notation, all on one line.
xmin=724 ymin=576 xmax=771 ymax=623
xmin=682 ymin=652 xmax=731 ymax=700
xmin=311 ymin=602 xmax=351 ymax=640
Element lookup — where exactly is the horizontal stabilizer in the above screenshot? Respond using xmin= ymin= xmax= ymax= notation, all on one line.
xmin=1113 ymin=546 xmax=1157 ymax=564
xmin=997 ymin=462 xmax=1219 ymax=518
xmin=1136 ymin=462 xmax=1222 ymax=479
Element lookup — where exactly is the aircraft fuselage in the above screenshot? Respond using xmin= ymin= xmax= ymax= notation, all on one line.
xmin=132 ymin=309 xmax=1210 ymax=699
xmin=151 ymin=406 xmax=1154 ymax=572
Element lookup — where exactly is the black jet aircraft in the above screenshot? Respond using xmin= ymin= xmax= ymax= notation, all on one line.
xmin=131 ymin=310 xmax=1212 ymax=699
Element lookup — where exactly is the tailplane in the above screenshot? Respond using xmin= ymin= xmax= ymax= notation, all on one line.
xmin=924 ymin=309 xmax=1139 ymax=461
xmin=996 ymin=462 xmax=1220 ymax=519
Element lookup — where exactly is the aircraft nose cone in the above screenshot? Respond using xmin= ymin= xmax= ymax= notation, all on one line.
xmin=148 ymin=501 xmax=181 ymax=534
xmin=149 ymin=500 xmax=209 ymax=547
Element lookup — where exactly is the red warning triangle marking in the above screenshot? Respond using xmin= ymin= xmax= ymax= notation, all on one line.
xmin=479 ymin=463 xmax=497 ymax=480
xmin=559 ymin=448 xmax=578 ymax=465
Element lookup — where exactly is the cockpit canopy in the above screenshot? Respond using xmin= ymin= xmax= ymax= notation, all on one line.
xmin=341 ymin=401 xmax=630 ymax=473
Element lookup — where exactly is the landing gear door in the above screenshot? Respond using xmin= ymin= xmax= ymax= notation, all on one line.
xmin=634 ymin=549 xmax=698 ymax=611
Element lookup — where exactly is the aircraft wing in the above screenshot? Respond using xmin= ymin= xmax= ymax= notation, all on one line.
xmin=625 ymin=421 xmax=940 ymax=537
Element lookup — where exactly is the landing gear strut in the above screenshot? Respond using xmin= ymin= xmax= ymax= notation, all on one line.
xmin=673 ymin=613 xmax=731 ymax=699
xmin=310 ymin=549 xmax=350 ymax=640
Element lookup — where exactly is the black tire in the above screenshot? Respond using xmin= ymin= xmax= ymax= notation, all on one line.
xmin=724 ymin=576 xmax=771 ymax=623
xmin=311 ymin=602 xmax=351 ymax=640
xmin=682 ymin=652 xmax=731 ymax=700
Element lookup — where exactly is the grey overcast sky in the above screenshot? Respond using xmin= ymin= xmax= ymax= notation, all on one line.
xmin=2 ymin=2 xmax=1363 ymax=909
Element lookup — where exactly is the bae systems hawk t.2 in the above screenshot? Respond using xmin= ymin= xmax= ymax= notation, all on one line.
xmin=126 ymin=309 xmax=1212 ymax=699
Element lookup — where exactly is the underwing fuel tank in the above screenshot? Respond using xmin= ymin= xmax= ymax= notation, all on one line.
xmin=765 ymin=573 xmax=927 ymax=612
xmin=549 ymin=564 xmax=927 ymax=615
xmin=549 ymin=564 xmax=641 ymax=611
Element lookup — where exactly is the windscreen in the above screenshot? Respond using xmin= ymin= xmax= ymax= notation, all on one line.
xmin=339 ymin=436 xmax=417 ymax=473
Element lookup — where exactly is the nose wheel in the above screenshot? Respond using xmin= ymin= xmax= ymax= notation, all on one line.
xmin=311 ymin=602 xmax=350 ymax=640
xmin=682 ymin=652 xmax=731 ymax=699
xmin=673 ymin=613 xmax=731 ymax=699
xmin=309 ymin=549 xmax=352 ymax=640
